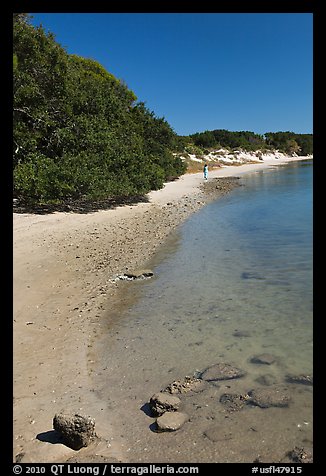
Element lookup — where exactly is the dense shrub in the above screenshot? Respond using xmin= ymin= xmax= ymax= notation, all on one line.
xmin=13 ymin=14 xmax=186 ymax=204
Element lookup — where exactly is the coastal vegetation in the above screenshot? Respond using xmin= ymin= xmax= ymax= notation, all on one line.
xmin=13 ymin=14 xmax=313 ymax=205
xmin=13 ymin=14 xmax=185 ymax=204
xmin=184 ymin=129 xmax=313 ymax=157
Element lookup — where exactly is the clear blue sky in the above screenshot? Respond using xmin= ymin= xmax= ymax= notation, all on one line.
xmin=29 ymin=13 xmax=313 ymax=136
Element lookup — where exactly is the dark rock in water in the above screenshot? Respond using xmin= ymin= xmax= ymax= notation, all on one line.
xmin=201 ymin=363 xmax=246 ymax=381
xmin=155 ymin=411 xmax=188 ymax=432
xmin=250 ymin=353 xmax=276 ymax=365
xmin=53 ymin=413 xmax=96 ymax=450
xmin=203 ymin=425 xmax=233 ymax=442
xmin=255 ymin=374 xmax=278 ymax=386
xmin=163 ymin=376 xmax=204 ymax=394
xmin=123 ymin=269 xmax=154 ymax=279
xmin=288 ymin=446 xmax=313 ymax=463
xmin=233 ymin=330 xmax=252 ymax=337
xmin=248 ymin=387 xmax=291 ymax=408
xmin=285 ymin=374 xmax=313 ymax=386
xmin=149 ymin=392 xmax=181 ymax=417
xmin=219 ymin=393 xmax=250 ymax=412
xmin=241 ymin=271 xmax=265 ymax=280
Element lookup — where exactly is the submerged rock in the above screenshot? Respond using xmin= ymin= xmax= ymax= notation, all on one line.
xmin=113 ymin=269 xmax=154 ymax=281
xmin=155 ymin=411 xmax=188 ymax=432
xmin=123 ymin=269 xmax=153 ymax=279
xmin=248 ymin=387 xmax=291 ymax=408
xmin=285 ymin=374 xmax=313 ymax=386
xmin=233 ymin=330 xmax=252 ymax=337
xmin=255 ymin=374 xmax=278 ymax=386
xmin=149 ymin=392 xmax=181 ymax=417
xmin=203 ymin=425 xmax=233 ymax=442
xmin=241 ymin=271 xmax=265 ymax=280
xmin=200 ymin=363 xmax=246 ymax=381
xmin=53 ymin=413 xmax=96 ymax=450
xmin=250 ymin=353 xmax=276 ymax=365
xmin=219 ymin=393 xmax=250 ymax=412
xmin=288 ymin=446 xmax=313 ymax=463
xmin=163 ymin=376 xmax=204 ymax=394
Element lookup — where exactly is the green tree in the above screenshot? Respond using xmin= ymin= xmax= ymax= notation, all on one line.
xmin=264 ymin=131 xmax=312 ymax=155
xmin=13 ymin=13 xmax=68 ymax=169
xmin=13 ymin=15 xmax=186 ymax=203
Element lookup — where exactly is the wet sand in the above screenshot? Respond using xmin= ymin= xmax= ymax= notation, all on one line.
xmin=13 ymin=156 xmax=310 ymax=463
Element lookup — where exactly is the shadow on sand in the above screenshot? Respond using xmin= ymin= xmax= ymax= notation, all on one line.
xmin=36 ymin=429 xmax=64 ymax=445
xmin=13 ymin=194 xmax=150 ymax=215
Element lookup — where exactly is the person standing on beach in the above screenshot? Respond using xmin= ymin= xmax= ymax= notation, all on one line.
xmin=203 ymin=163 xmax=208 ymax=180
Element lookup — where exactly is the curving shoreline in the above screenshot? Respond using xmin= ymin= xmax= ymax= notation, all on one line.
xmin=13 ymin=156 xmax=311 ymax=462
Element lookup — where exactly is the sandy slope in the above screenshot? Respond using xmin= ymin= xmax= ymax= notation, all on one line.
xmin=13 ymin=156 xmax=309 ymax=462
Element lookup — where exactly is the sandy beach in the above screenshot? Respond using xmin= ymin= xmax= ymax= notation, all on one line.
xmin=13 ymin=155 xmax=311 ymax=463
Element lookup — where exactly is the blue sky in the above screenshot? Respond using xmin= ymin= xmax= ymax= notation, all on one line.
xmin=29 ymin=13 xmax=313 ymax=136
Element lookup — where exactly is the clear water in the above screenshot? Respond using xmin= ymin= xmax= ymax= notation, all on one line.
xmin=92 ymin=160 xmax=313 ymax=463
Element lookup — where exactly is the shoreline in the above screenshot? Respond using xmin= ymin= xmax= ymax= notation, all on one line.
xmin=13 ymin=155 xmax=311 ymax=462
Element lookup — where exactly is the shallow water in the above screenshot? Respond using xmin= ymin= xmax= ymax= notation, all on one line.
xmin=92 ymin=160 xmax=313 ymax=463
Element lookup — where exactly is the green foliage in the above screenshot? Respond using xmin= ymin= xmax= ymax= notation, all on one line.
xmin=265 ymin=132 xmax=313 ymax=155
xmin=13 ymin=14 xmax=185 ymax=204
xmin=191 ymin=130 xmax=216 ymax=148
xmin=184 ymin=143 xmax=204 ymax=156
xmin=190 ymin=129 xmax=266 ymax=151
xmin=13 ymin=153 xmax=75 ymax=200
xmin=13 ymin=14 xmax=69 ymax=170
xmin=189 ymin=129 xmax=312 ymax=155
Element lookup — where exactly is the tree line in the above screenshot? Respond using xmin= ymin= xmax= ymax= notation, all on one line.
xmin=186 ymin=129 xmax=313 ymax=156
xmin=13 ymin=14 xmax=313 ymax=206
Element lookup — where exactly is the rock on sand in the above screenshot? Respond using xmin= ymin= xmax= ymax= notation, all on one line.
xmin=200 ymin=362 xmax=246 ymax=381
xmin=155 ymin=412 xmax=188 ymax=432
xmin=248 ymin=387 xmax=291 ymax=408
xmin=149 ymin=392 xmax=181 ymax=417
xmin=53 ymin=413 xmax=96 ymax=450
